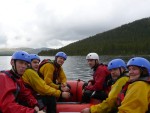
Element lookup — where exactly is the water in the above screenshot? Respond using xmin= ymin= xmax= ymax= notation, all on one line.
xmin=1 ymin=55 xmax=150 ymax=81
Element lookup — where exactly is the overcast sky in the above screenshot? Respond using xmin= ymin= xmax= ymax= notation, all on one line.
xmin=0 ymin=0 xmax=150 ymax=49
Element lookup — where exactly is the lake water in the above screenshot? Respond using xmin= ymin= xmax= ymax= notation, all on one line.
xmin=1 ymin=55 xmax=150 ymax=81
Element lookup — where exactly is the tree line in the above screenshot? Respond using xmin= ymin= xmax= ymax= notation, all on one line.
xmin=39 ymin=17 xmax=150 ymax=56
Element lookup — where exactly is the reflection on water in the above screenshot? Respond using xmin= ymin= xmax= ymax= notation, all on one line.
xmin=0 ymin=56 xmax=12 ymax=71
xmin=1 ymin=55 xmax=150 ymax=81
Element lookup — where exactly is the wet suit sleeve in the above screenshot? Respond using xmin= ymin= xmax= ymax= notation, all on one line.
xmin=16 ymin=78 xmax=38 ymax=108
xmin=0 ymin=73 xmax=36 ymax=113
xmin=22 ymin=69 xmax=61 ymax=97
xmin=86 ymin=67 xmax=109 ymax=91
xmin=118 ymin=81 xmax=150 ymax=113
xmin=90 ymin=76 xmax=129 ymax=113
xmin=57 ymin=67 xmax=67 ymax=85
xmin=40 ymin=63 xmax=60 ymax=89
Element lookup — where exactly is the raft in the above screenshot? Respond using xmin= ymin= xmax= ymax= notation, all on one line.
xmin=57 ymin=79 xmax=100 ymax=113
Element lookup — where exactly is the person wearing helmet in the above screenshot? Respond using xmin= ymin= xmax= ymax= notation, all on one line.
xmin=38 ymin=52 xmax=69 ymax=90
xmin=107 ymin=59 xmax=128 ymax=83
xmin=30 ymin=54 xmax=41 ymax=71
xmin=81 ymin=58 xmax=129 ymax=113
xmin=38 ymin=52 xmax=70 ymax=113
xmin=22 ymin=54 xmax=70 ymax=112
xmin=116 ymin=57 xmax=150 ymax=113
xmin=82 ymin=53 xmax=111 ymax=103
xmin=0 ymin=51 xmax=45 ymax=113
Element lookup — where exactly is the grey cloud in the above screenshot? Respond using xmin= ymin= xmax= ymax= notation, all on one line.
xmin=33 ymin=0 xmax=150 ymax=43
xmin=0 ymin=35 xmax=7 ymax=44
xmin=0 ymin=27 xmax=7 ymax=47
xmin=1 ymin=0 xmax=150 ymax=49
xmin=0 ymin=25 xmax=7 ymax=45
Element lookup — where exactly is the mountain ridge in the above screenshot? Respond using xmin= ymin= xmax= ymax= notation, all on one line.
xmin=39 ymin=17 xmax=150 ymax=56
xmin=0 ymin=47 xmax=50 ymax=56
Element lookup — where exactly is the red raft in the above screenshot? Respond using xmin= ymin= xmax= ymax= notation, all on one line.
xmin=57 ymin=79 xmax=100 ymax=113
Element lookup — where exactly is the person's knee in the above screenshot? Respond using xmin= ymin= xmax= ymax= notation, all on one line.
xmin=82 ymin=82 xmax=88 ymax=89
xmin=82 ymin=90 xmax=93 ymax=103
xmin=84 ymin=90 xmax=93 ymax=96
xmin=91 ymin=91 xmax=107 ymax=100
xmin=67 ymin=84 xmax=71 ymax=90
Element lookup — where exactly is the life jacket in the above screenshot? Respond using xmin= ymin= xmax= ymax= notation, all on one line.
xmin=94 ymin=63 xmax=112 ymax=94
xmin=116 ymin=82 xmax=130 ymax=107
xmin=117 ymin=77 xmax=150 ymax=112
xmin=0 ymin=70 xmax=20 ymax=101
xmin=103 ymin=74 xmax=112 ymax=94
xmin=38 ymin=59 xmax=61 ymax=84
xmin=23 ymin=68 xmax=40 ymax=97
xmin=24 ymin=69 xmax=38 ymax=96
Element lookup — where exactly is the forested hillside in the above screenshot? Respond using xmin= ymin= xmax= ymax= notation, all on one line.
xmin=39 ymin=17 xmax=150 ymax=56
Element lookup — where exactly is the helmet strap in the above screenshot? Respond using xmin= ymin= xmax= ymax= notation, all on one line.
xmin=119 ymin=67 xmax=123 ymax=76
xmin=55 ymin=57 xmax=58 ymax=62
xmin=92 ymin=60 xmax=99 ymax=70
xmin=54 ymin=60 xmax=61 ymax=68
xmin=140 ymin=67 xmax=149 ymax=77
xmin=12 ymin=60 xmax=20 ymax=77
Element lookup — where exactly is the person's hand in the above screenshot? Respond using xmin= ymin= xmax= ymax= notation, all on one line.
xmin=61 ymin=86 xmax=70 ymax=92
xmin=37 ymin=110 xmax=46 ymax=113
xmin=61 ymin=92 xmax=70 ymax=99
xmin=82 ymin=89 xmax=85 ymax=94
xmin=88 ymin=82 xmax=92 ymax=86
xmin=81 ymin=108 xmax=90 ymax=113
xmin=34 ymin=106 xmax=39 ymax=112
xmin=61 ymin=83 xmax=67 ymax=87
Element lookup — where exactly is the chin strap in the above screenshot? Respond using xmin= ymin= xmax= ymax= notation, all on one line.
xmin=11 ymin=60 xmax=21 ymax=78
xmin=92 ymin=60 xmax=99 ymax=70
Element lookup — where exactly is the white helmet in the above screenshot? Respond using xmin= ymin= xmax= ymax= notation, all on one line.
xmin=86 ymin=53 xmax=99 ymax=60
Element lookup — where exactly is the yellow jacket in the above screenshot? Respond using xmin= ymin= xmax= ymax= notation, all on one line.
xmin=118 ymin=81 xmax=150 ymax=113
xmin=22 ymin=68 xmax=61 ymax=97
xmin=90 ymin=76 xmax=129 ymax=113
xmin=39 ymin=63 xmax=67 ymax=89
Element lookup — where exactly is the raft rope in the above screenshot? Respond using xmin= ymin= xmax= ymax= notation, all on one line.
xmin=76 ymin=79 xmax=79 ymax=102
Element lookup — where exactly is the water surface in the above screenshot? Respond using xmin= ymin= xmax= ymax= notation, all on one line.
xmin=1 ymin=55 xmax=150 ymax=81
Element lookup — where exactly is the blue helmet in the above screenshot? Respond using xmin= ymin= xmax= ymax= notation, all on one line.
xmin=30 ymin=54 xmax=40 ymax=62
xmin=127 ymin=57 xmax=150 ymax=75
xmin=55 ymin=52 xmax=67 ymax=60
xmin=108 ymin=59 xmax=126 ymax=70
xmin=12 ymin=51 xmax=31 ymax=63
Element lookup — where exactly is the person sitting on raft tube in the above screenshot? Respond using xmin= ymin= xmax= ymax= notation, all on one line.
xmin=0 ymin=51 xmax=45 ymax=113
xmin=81 ymin=58 xmax=129 ymax=113
xmin=22 ymin=54 xmax=70 ymax=112
xmin=82 ymin=52 xmax=111 ymax=103
xmin=38 ymin=52 xmax=71 ymax=113
xmin=116 ymin=57 xmax=150 ymax=113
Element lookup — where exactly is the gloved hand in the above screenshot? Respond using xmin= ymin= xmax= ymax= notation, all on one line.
xmin=61 ymin=92 xmax=71 ymax=99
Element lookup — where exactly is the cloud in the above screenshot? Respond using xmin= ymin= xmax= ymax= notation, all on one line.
xmin=0 ymin=24 xmax=7 ymax=48
xmin=0 ymin=0 xmax=150 ymax=48
xmin=0 ymin=35 xmax=7 ymax=48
